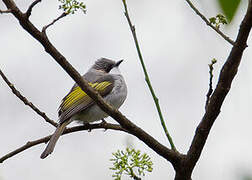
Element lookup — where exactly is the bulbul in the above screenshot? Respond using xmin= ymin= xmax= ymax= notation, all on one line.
xmin=40 ymin=58 xmax=127 ymax=159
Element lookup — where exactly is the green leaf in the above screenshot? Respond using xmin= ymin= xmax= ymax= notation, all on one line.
xmin=218 ymin=0 xmax=241 ymax=22
xmin=110 ymin=148 xmax=153 ymax=180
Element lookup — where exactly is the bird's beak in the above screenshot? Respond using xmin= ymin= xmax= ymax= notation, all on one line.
xmin=115 ymin=59 xmax=123 ymax=67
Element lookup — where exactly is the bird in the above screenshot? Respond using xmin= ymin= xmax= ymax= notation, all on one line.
xmin=40 ymin=58 xmax=127 ymax=159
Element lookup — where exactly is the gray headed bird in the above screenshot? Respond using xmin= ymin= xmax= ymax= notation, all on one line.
xmin=40 ymin=58 xmax=127 ymax=159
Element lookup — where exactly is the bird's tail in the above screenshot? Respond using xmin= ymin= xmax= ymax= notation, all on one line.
xmin=40 ymin=121 xmax=69 ymax=159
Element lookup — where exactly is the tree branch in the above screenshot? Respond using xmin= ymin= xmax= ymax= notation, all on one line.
xmin=181 ymin=1 xmax=252 ymax=178
xmin=0 ymin=9 xmax=11 ymax=13
xmin=0 ymin=69 xmax=57 ymax=127
xmin=205 ymin=58 xmax=217 ymax=111
xmin=185 ymin=0 xmax=235 ymax=46
xmin=26 ymin=0 xmax=41 ymax=18
xmin=2 ymin=0 xmax=182 ymax=167
xmin=121 ymin=0 xmax=177 ymax=152
xmin=0 ymin=122 xmax=127 ymax=163
xmin=42 ymin=12 xmax=68 ymax=34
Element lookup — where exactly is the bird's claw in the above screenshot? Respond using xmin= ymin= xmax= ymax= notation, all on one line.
xmin=101 ymin=119 xmax=108 ymax=131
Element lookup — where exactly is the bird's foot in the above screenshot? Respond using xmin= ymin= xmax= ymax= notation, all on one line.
xmin=101 ymin=119 xmax=108 ymax=131
xmin=84 ymin=123 xmax=92 ymax=132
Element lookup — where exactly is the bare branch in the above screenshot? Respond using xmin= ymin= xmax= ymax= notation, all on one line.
xmin=0 ymin=69 xmax=58 ymax=127
xmin=0 ymin=9 xmax=11 ymax=13
xmin=42 ymin=13 xmax=68 ymax=34
xmin=205 ymin=58 xmax=217 ymax=111
xmin=181 ymin=1 xmax=252 ymax=178
xmin=0 ymin=122 xmax=127 ymax=163
xmin=185 ymin=0 xmax=235 ymax=46
xmin=26 ymin=0 xmax=41 ymax=18
xmin=121 ymin=0 xmax=177 ymax=152
xmin=2 ymin=0 xmax=182 ymax=167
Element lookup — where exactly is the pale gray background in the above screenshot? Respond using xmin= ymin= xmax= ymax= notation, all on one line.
xmin=0 ymin=0 xmax=252 ymax=179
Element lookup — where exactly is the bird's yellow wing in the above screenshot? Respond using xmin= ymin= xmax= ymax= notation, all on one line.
xmin=58 ymin=81 xmax=114 ymax=123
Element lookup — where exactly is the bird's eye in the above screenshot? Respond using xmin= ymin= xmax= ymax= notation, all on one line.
xmin=106 ymin=64 xmax=114 ymax=73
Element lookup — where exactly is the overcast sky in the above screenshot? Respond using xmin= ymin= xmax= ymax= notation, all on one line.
xmin=1 ymin=0 xmax=252 ymax=179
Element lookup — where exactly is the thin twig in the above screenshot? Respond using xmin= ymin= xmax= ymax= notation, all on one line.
xmin=42 ymin=12 xmax=68 ymax=34
xmin=185 ymin=0 xmax=235 ymax=46
xmin=0 ymin=9 xmax=11 ymax=13
xmin=26 ymin=0 xmax=41 ymax=18
xmin=130 ymin=168 xmax=141 ymax=180
xmin=205 ymin=58 xmax=217 ymax=111
xmin=0 ymin=69 xmax=57 ymax=127
xmin=121 ymin=0 xmax=177 ymax=151
xmin=0 ymin=122 xmax=127 ymax=163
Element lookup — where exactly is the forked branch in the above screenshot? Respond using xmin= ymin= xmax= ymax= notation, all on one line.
xmin=26 ymin=0 xmax=41 ymax=18
xmin=182 ymin=1 xmax=252 ymax=178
